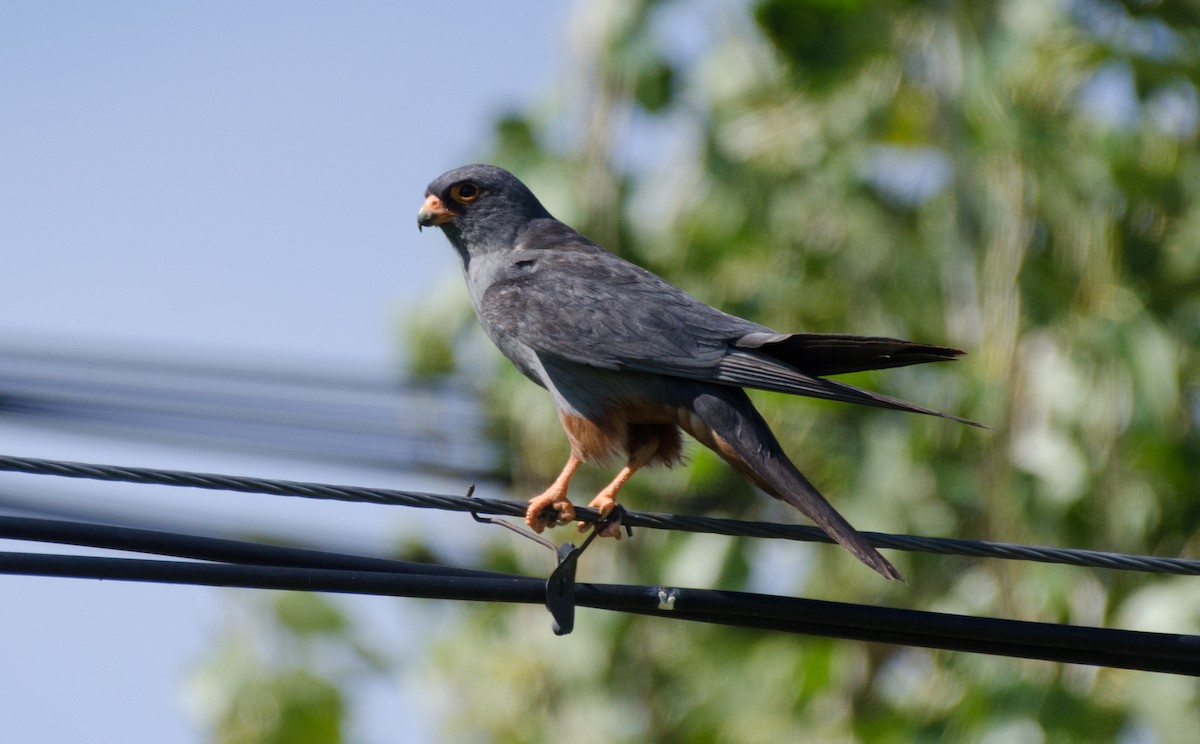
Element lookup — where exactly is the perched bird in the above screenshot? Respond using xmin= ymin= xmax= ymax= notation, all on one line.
xmin=418 ymin=164 xmax=974 ymax=580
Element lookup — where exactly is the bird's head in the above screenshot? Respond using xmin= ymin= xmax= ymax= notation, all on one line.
xmin=417 ymin=164 xmax=553 ymax=257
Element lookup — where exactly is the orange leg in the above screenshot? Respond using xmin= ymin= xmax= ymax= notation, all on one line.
xmin=525 ymin=455 xmax=581 ymax=532
xmin=577 ymin=465 xmax=639 ymax=538
xmin=586 ymin=466 xmax=637 ymax=518
xmin=578 ymin=437 xmax=659 ymax=538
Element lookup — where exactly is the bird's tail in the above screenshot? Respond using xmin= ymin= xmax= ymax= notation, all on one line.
xmin=682 ymin=386 xmax=902 ymax=581
xmin=735 ymin=332 xmax=965 ymax=377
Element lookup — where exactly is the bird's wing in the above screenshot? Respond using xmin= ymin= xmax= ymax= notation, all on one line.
xmin=683 ymin=384 xmax=903 ymax=580
xmin=480 ymin=242 xmax=759 ymax=373
xmin=707 ymin=349 xmax=980 ymax=425
xmin=481 ymin=240 xmax=975 ymax=424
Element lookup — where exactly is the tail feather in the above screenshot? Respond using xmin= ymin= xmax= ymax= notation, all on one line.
xmin=682 ymin=385 xmax=903 ymax=581
xmin=735 ymin=332 xmax=964 ymax=376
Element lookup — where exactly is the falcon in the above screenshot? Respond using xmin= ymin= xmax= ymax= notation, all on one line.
xmin=418 ymin=164 xmax=975 ymax=580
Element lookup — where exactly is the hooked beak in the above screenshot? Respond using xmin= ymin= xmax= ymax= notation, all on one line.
xmin=417 ymin=194 xmax=453 ymax=231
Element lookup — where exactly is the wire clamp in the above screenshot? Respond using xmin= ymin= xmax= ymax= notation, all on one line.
xmin=467 ymin=485 xmax=559 ymax=550
xmin=467 ymin=488 xmax=628 ymax=634
xmin=545 ymin=505 xmax=627 ymax=635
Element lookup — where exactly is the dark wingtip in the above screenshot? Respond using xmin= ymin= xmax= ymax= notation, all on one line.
xmin=860 ymin=547 xmax=905 ymax=582
xmin=888 ymin=345 xmax=966 ymax=365
xmin=742 ymin=333 xmax=970 ymax=377
xmin=937 ymin=410 xmax=990 ymax=430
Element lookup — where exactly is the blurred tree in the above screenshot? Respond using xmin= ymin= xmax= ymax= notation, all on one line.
xmin=188 ymin=592 xmax=389 ymax=744
xmin=405 ymin=0 xmax=1200 ymax=741
xmin=192 ymin=1 xmax=1200 ymax=741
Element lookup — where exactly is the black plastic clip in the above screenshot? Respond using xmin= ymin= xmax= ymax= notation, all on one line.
xmin=466 ymin=486 xmax=629 ymax=635
xmin=545 ymin=542 xmax=580 ymax=635
xmin=545 ymin=505 xmax=628 ymax=635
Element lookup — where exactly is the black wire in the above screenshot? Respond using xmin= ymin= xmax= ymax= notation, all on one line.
xmin=0 ymin=549 xmax=1196 ymax=676
xmin=2 ymin=480 xmax=1198 ymax=675
xmin=2 ymin=454 xmax=1198 ymax=576
xmin=0 ymin=342 xmax=496 ymax=476
xmin=0 ymin=453 xmax=525 ymax=513
xmin=0 ymin=514 xmax=505 ymax=579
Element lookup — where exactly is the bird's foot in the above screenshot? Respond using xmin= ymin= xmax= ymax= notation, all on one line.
xmin=578 ymin=492 xmax=622 ymax=538
xmin=525 ymin=489 xmax=577 ymax=533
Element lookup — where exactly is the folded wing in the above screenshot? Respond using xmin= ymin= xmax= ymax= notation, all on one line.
xmin=482 ymin=238 xmax=975 ymax=424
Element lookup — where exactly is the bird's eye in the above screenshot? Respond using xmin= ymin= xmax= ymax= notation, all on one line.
xmin=450 ymin=182 xmax=481 ymax=204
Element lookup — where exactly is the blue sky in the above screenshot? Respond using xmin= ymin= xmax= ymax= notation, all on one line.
xmin=1 ymin=2 xmax=574 ymax=365
xmin=0 ymin=3 xmax=576 ymax=741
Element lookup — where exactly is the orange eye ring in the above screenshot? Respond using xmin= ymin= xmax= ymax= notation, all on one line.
xmin=449 ymin=182 xmax=481 ymax=204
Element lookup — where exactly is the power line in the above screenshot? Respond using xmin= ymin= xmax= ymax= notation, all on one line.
xmin=0 ymin=514 xmax=500 ymax=578
xmin=0 ymin=342 xmax=497 ymax=476
xmin=2 ymin=458 xmax=1199 ymax=675
xmin=0 ymin=525 xmax=1195 ymax=676
xmin=1 ymin=454 xmax=1198 ymax=576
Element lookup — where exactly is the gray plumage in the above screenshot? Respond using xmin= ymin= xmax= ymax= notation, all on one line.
xmin=419 ymin=163 xmax=975 ymax=581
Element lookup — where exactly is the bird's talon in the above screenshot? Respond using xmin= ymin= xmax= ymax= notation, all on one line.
xmin=578 ymin=499 xmax=624 ymax=538
xmin=553 ymin=501 xmax=576 ymax=524
xmin=526 ymin=498 xmax=576 ymax=533
xmin=575 ymin=519 xmax=623 ymax=539
xmin=588 ymin=495 xmax=617 ymax=517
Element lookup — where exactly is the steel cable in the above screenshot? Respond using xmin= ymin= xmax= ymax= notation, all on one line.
xmin=2 ymin=454 xmax=1197 ymax=575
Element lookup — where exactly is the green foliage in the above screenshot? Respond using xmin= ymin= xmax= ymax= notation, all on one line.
xmin=404 ymin=0 xmax=1200 ymax=740
xmin=188 ymin=592 xmax=388 ymax=744
xmin=401 ymin=276 xmax=480 ymax=380
xmin=755 ymin=0 xmax=893 ymax=80
xmin=209 ymin=669 xmax=343 ymax=744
